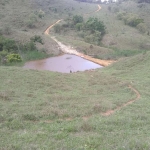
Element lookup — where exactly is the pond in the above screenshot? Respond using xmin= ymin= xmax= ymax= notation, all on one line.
xmin=23 ymin=54 xmax=102 ymax=73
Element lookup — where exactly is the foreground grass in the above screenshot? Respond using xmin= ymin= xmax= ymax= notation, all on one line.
xmin=1 ymin=52 xmax=150 ymax=149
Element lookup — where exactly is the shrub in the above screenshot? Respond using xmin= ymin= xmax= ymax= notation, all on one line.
xmin=0 ymin=35 xmax=18 ymax=52
xmin=75 ymin=23 xmax=83 ymax=31
xmin=38 ymin=10 xmax=45 ymax=18
xmin=54 ymin=24 xmax=62 ymax=33
xmin=0 ymin=50 xmax=8 ymax=64
xmin=117 ymin=12 xmax=144 ymax=27
xmin=26 ymin=13 xmax=38 ymax=28
xmin=117 ymin=12 xmax=126 ymax=20
xmin=6 ymin=54 xmax=22 ymax=63
xmin=85 ymin=17 xmax=106 ymax=35
xmin=73 ymin=15 xmax=83 ymax=25
xmin=30 ymin=35 xmax=43 ymax=44
xmin=22 ymin=41 xmax=37 ymax=51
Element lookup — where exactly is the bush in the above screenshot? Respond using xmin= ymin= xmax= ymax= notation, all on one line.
xmin=6 ymin=54 xmax=22 ymax=63
xmin=0 ymin=35 xmax=18 ymax=52
xmin=30 ymin=35 xmax=43 ymax=44
xmin=73 ymin=15 xmax=83 ymax=25
xmin=22 ymin=41 xmax=37 ymax=51
xmin=54 ymin=24 xmax=62 ymax=33
xmin=75 ymin=23 xmax=83 ymax=31
xmin=117 ymin=12 xmax=144 ymax=27
xmin=38 ymin=10 xmax=45 ymax=18
xmin=26 ymin=13 xmax=37 ymax=28
xmin=0 ymin=50 xmax=8 ymax=64
xmin=85 ymin=17 xmax=106 ymax=35
xmin=117 ymin=12 xmax=126 ymax=20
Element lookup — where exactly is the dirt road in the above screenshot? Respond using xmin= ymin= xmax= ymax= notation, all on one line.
xmin=44 ymin=20 xmax=62 ymax=35
xmin=44 ymin=5 xmax=115 ymax=66
xmin=102 ymin=84 xmax=141 ymax=116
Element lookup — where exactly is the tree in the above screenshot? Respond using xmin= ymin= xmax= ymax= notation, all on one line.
xmin=85 ymin=17 xmax=106 ymax=35
xmin=73 ymin=15 xmax=83 ymax=25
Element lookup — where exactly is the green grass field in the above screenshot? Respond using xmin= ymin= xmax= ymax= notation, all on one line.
xmin=1 ymin=0 xmax=150 ymax=149
xmin=1 ymin=51 xmax=150 ymax=149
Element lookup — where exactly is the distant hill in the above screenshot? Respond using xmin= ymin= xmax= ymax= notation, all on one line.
xmin=138 ymin=0 xmax=150 ymax=3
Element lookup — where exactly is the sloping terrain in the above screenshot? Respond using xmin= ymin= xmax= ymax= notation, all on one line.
xmin=1 ymin=0 xmax=150 ymax=59
xmin=1 ymin=51 xmax=150 ymax=149
xmin=0 ymin=0 xmax=150 ymax=149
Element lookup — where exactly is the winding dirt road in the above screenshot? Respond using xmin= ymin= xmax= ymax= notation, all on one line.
xmin=42 ymin=84 xmax=141 ymax=124
xmin=96 ymin=4 xmax=101 ymax=12
xmin=101 ymin=84 xmax=141 ymax=116
xmin=44 ymin=20 xmax=62 ymax=35
xmin=44 ymin=5 xmax=114 ymax=66
xmin=85 ymin=4 xmax=101 ymax=14
xmin=43 ymin=4 xmax=141 ymax=120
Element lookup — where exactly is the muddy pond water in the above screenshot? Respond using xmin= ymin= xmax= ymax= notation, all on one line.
xmin=23 ymin=54 xmax=102 ymax=73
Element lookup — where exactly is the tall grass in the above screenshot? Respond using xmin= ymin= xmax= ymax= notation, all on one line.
xmin=22 ymin=51 xmax=50 ymax=61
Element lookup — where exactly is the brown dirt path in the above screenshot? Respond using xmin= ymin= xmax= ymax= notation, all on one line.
xmin=85 ymin=4 xmax=101 ymax=14
xmin=44 ymin=5 xmax=115 ymax=66
xmin=44 ymin=20 xmax=62 ymax=35
xmin=96 ymin=5 xmax=101 ymax=12
xmin=42 ymin=5 xmax=141 ymax=122
xmin=42 ymin=84 xmax=141 ymax=124
xmin=101 ymin=84 xmax=141 ymax=116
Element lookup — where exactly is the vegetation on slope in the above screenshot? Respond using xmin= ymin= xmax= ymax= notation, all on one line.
xmin=1 ymin=0 xmax=150 ymax=61
xmin=54 ymin=16 xmax=106 ymax=45
xmin=1 ymin=51 xmax=150 ymax=149
xmin=0 ymin=0 xmax=150 ymax=149
xmin=0 ymin=35 xmax=48 ymax=65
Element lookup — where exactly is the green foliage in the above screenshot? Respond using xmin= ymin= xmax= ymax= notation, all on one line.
xmin=0 ymin=35 xmax=46 ymax=64
xmin=38 ymin=10 xmax=45 ymax=18
xmin=6 ymin=54 xmax=22 ymax=63
xmin=0 ymin=50 xmax=8 ymax=57
xmin=85 ymin=17 xmax=106 ymax=35
xmin=22 ymin=50 xmax=48 ymax=61
xmin=30 ymin=35 xmax=44 ymax=44
xmin=73 ymin=15 xmax=83 ymax=25
xmin=0 ymin=50 xmax=8 ymax=64
xmin=75 ymin=23 xmax=83 ymax=31
xmin=117 ymin=12 xmax=144 ymax=27
xmin=26 ymin=13 xmax=38 ymax=28
xmin=58 ymin=16 xmax=106 ymax=45
xmin=22 ymin=41 xmax=37 ymax=51
xmin=0 ymin=35 xmax=17 ymax=52
xmin=54 ymin=24 xmax=62 ymax=33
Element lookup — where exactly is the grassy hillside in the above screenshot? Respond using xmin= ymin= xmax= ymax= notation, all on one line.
xmin=0 ymin=0 xmax=150 ymax=60
xmin=1 ymin=51 xmax=150 ymax=149
xmin=1 ymin=0 xmax=150 ymax=149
